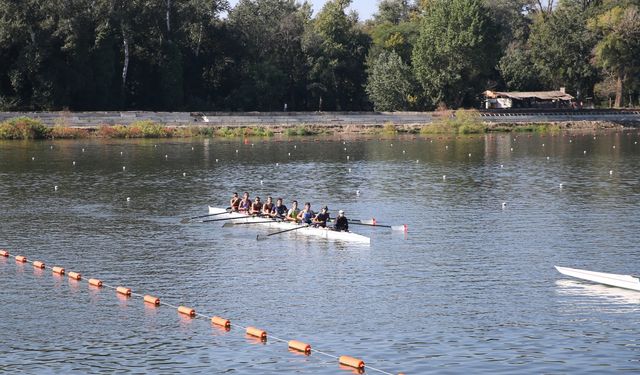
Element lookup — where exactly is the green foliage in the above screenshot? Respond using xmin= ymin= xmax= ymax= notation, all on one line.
xmin=498 ymin=42 xmax=544 ymax=91
xmin=412 ymin=0 xmax=499 ymax=108
xmin=0 ymin=117 xmax=50 ymax=139
xmin=284 ymin=126 xmax=317 ymax=136
xmin=50 ymin=126 xmax=90 ymax=139
xmin=421 ymin=109 xmax=485 ymax=134
xmin=366 ymin=51 xmax=418 ymax=111
xmin=512 ymin=123 xmax=561 ymax=133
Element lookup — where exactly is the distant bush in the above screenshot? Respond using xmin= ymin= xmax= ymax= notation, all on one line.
xmin=0 ymin=117 xmax=50 ymax=139
xmin=383 ymin=122 xmax=397 ymax=134
xmin=50 ymin=126 xmax=90 ymax=139
xmin=284 ymin=125 xmax=317 ymax=136
xmin=514 ymin=123 xmax=561 ymax=133
xmin=421 ymin=109 xmax=486 ymax=135
xmin=129 ymin=120 xmax=169 ymax=138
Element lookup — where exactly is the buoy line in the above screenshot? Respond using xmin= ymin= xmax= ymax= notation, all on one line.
xmin=0 ymin=249 xmax=398 ymax=375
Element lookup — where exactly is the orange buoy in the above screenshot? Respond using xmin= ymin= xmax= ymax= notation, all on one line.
xmin=246 ymin=326 xmax=267 ymax=340
xmin=339 ymin=355 xmax=365 ymax=370
xmin=88 ymin=278 xmax=102 ymax=287
xmin=15 ymin=255 xmax=27 ymax=263
xmin=288 ymin=340 xmax=311 ymax=354
xmin=178 ymin=306 xmax=196 ymax=317
xmin=68 ymin=271 xmax=81 ymax=280
xmin=52 ymin=266 xmax=65 ymax=275
xmin=116 ymin=286 xmax=131 ymax=296
xmin=0 ymin=249 xmax=8 ymax=257
xmin=32 ymin=261 xmax=45 ymax=269
xmin=211 ymin=316 xmax=231 ymax=329
xmin=144 ymin=295 xmax=160 ymax=305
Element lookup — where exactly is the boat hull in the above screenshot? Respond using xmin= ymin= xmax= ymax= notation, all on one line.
xmin=555 ymin=266 xmax=640 ymax=292
xmin=209 ymin=207 xmax=370 ymax=244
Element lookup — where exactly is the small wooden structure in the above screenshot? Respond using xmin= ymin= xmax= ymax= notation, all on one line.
xmin=484 ymin=88 xmax=575 ymax=109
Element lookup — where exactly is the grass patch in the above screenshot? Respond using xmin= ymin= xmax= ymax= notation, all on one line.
xmin=421 ymin=109 xmax=486 ymax=135
xmin=50 ymin=126 xmax=90 ymax=139
xmin=284 ymin=125 xmax=318 ymax=136
xmin=0 ymin=117 xmax=50 ymax=139
xmin=513 ymin=123 xmax=561 ymax=133
xmin=383 ymin=122 xmax=397 ymax=134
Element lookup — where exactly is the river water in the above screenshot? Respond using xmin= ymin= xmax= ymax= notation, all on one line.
xmin=1 ymin=131 xmax=639 ymax=374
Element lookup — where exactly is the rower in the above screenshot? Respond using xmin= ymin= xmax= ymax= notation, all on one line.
xmin=261 ymin=196 xmax=274 ymax=216
xmin=238 ymin=192 xmax=251 ymax=213
xmin=229 ymin=192 xmax=240 ymax=212
xmin=312 ymin=206 xmax=330 ymax=228
xmin=270 ymin=197 xmax=288 ymax=219
xmin=297 ymin=202 xmax=314 ymax=224
xmin=334 ymin=210 xmax=349 ymax=231
xmin=249 ymin=196 xmax=263 ymax=215
xmin=285 ymin=200 xmax=300 ymax=222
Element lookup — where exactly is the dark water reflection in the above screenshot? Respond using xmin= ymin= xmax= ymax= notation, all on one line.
xmin=1 ymin=130 xmax=640 ymax=374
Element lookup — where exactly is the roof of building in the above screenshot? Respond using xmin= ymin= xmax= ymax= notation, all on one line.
xmin=484 ymin=90 xmax=574 ymax=101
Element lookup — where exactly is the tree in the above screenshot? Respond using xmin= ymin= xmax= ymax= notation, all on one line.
xmin=303 ymin=0 xmax=370 ymax=111
xmin=528 ymin=2 xmax=598 ymax=99
xmin=412 ymin=0 xmax=499 ymax=108
xmin=498 ymin=42 xmax=544 ymax=90
xmin=589 ymin=4 xmax=640 ymax=107
xmin=366 ymin=51 xmax=418 ymax=111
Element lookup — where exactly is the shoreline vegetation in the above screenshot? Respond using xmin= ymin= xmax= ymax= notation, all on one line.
xmin=0 ymin=112 xmax=628 ymax=141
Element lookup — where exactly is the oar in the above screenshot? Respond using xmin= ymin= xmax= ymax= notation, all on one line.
xmin=348 ymin=221 xmax=408 ymax=232
xmin=181 ymin=207 xmax=231 ymax=223
xmin=256 ymin=224 xmax=309 ymax=241
xmin=200 ymin=216 xmax=249 ymax=223
xmin=222 ymin=220 xmax=277 ymax=227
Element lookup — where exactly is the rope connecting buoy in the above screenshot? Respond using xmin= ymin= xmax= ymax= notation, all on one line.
xmin=68 ymin=271 xmax=81 ymax=280
xmin=339 ymin=355 xmax=365 ymax=370
xmin=288 ymin=340 xmax=311 ymax=354
xmin=33 ymin=261 xmax=45 ymax=269
xmin=52 ymin=266 xmax=65 ymax=275
xmin=211 ymin=316 xmax=231 ymax=329
xmin=116 ymin=286 xmax=131 ymax=296
xmin=0 ymin=250 xmax=9 ymax=257
xmin=246 ymin=326 xmax=267 ymax=340
xmin=15 ymin=255 xmax=27 ymax=263
xmin=178 ymin=306 xmax=196 ymax=317
xmin=144 ymin=295 xmax=160 ymax=306
xmin=88 ymin=278 xmax=103 ymax=287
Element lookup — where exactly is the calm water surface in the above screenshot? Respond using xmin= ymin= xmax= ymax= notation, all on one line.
xmin=1 ymin=131 xmax=640 ymax=374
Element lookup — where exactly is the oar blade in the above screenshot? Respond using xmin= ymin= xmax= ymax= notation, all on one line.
xmin=391 ymin=224 xmax=408 ymax=232
xmin=222 ymin=222 xmax=235 ymax=228
xmin=256 ymin=234 xmax=269 ymax=241
xmin=180 ymin=218 xmax=191 ymax=224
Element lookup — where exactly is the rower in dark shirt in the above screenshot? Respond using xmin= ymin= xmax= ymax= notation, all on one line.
xmin=249 ymin=196 xmax=263 ymax=215
xmin=229 ymin=192 xmax=240 ymax=212
xmin=261 ymin=196 xmax=274 ymax=216
xmin=312 ymin=206 xmax=330 ymax=228
xmin=270 ymin=198 xmax=288 ymax=219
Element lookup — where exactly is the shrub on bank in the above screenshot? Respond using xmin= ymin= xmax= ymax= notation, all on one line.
xmin=0 ymin=117 xmax=50 ymax=139
xmin=50 ymin=126 xmax=90 ymax=139
xmin=284 ymin=125 xmax=318 ymax=136
xmin=421 ymin=109 xmax=486 ymax=135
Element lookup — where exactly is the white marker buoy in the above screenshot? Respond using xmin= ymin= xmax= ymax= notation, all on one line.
xmin=82 ymin=148 xmax=85 ymax=152
xmin=445 ymin=145 xmax=448 ymax=149
xmin=348 ymin=168 xmax=351 ymax=172
xmin=236 ymin=149 xmax=239 ymax=153
xmin=183 ymin=172 xmax=186 ymax=177
xmin=613 ymin=145 xmax=616 ymax=149
xmin=126 ymin=197 xmax=131 ymax=202
xmin=584 ymin=150 xmax=587 ymax=154
xmin=120 ymin=151 xmax=123 ymax=155
xmin=215 ymin=159 xmax=219 ymax=162
xmin=609 ymin=170 xmax=613 ymax=175
xmin=443 ymin=175 xmax=446 ymax=180
xmin=356 ymin=190 xmax=360 ymax=196
xmin=501 ymin=202 xmax=506 ymax=209
xmin=54 ymin=186 xmax=58 ymax=191
xmin=346 ymin=155 xmax=350 ymax=160
xmin=165 ymin=154 xmax=168 ymax=159
xmin=294 ymin=145 xmax=297 ymax=149
xmin=547 ymin=156 xmax=550 ymax=160
xmin=542 ymin=143 xmax=545 ymax=147
xmin=276 ymin=162 xmax=279 ymax=166
xmin=191 ymin=147 xmax=194 ymax=150
xmin=468 ymin=153 xmax=472 ymax=157
xmin=122 ymin=166 xmax=126 ymax=171
xmin=510 ymin=148 xmax=513 ymax=152
xmin=50 ymin=145 xmax=53 ymax=149
xmin=73 ymin=161 xmax=76 ymax=166
xmin=260 ymin=180 xmax=263 ymax=185
xmin=32 ymin=157 xmax=35 ymax=160
xmin=559 ymin=183 xmax=563 ymax=189
xmin=402 ymin=150 xmax=405 ymax=154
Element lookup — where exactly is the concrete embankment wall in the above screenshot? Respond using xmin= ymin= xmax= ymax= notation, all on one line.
xmin=0 ymin=110 xmax=639 ymax=128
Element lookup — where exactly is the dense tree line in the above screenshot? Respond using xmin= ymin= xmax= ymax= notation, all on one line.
xmin=0 ymin=0 xmax=638 ymax=111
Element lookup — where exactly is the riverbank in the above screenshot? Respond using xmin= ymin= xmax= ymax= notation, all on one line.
xmin=0 ymin=112 xmax=637 ymax=140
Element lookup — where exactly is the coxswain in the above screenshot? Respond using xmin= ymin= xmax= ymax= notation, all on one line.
xmin=249 ymin=196 xmax=263 ymax=215
xmin=229 ymin=192 xmax=240 ymax=212
xmin=238 ymin=192 xmax=251 ymax=213
xmin=271 ymin=198 xmax=288 ymax=219
xmin=334 ymin=210 xmax=349 ymax=231
xmin=297 ymin=202 xmax=314 ymax=224
xmin=312 ymin=206 xmax=330 ymax=227
xmin=285 ymin=200 xmax=300 ymax=222
xmin=261 ymin=196 xmax=274 ymax=216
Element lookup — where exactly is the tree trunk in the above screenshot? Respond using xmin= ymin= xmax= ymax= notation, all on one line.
xmin=166 ymin=0 xmax=171 ymax=35
xmin=122 ymin=29 xmax=130 ymax=91
xmin=614 ymin=68 xmax=623 ymax=108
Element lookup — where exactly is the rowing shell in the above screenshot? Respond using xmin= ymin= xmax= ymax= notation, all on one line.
xmin=555 ymin=266 xmax=640 ymax=292
xmin=209 ymin=207 xmax=371 ymax=244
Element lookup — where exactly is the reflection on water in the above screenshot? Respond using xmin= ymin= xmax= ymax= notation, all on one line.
xmin=1 ymin=130 xmax=640 ymax=374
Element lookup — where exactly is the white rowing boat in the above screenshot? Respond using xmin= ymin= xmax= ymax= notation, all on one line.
xmin=208 ymin=207 xmax=371 ymax=244
xmin=555 ymin=266 xmax=640 ymax=292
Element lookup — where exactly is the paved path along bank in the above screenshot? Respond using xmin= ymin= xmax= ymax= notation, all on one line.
xmin=1 ymin=110 xmax=639 ymax=128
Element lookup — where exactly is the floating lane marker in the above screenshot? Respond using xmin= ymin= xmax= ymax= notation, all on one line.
xmin=144 ymin=295 xmax=160 ymax=306
xmin=116 ymin=286 xmax=131 ymax=296
xmin=339 ymin=355 xmax=365 ymax=370
xmin=52 ymin=266 xmax=65 ymax=275
xmin=68 ymin=271 xmax=82 ymax=281
xmin=178 ymin=306 xmax=196 ymax=317
xmin=288 ymin=340 xmax=311 ymax=354
xmin=0 ymin=249 xmax=8 ymax=257
xmin=211 ymin=316 xmax=231 ymax=329
xmin=15 ymin=255 xmax=27 ymax=263
xmin=246 ymin=326 xmax=267 ymax=340
xmin=33 ymin=261 xmax=45 ymax=269
xmin=89 ymin=278 xmax=103 ymax=287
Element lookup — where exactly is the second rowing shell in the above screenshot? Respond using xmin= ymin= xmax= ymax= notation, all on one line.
xmin=209 ymin=206 xmax=371 ymax=244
